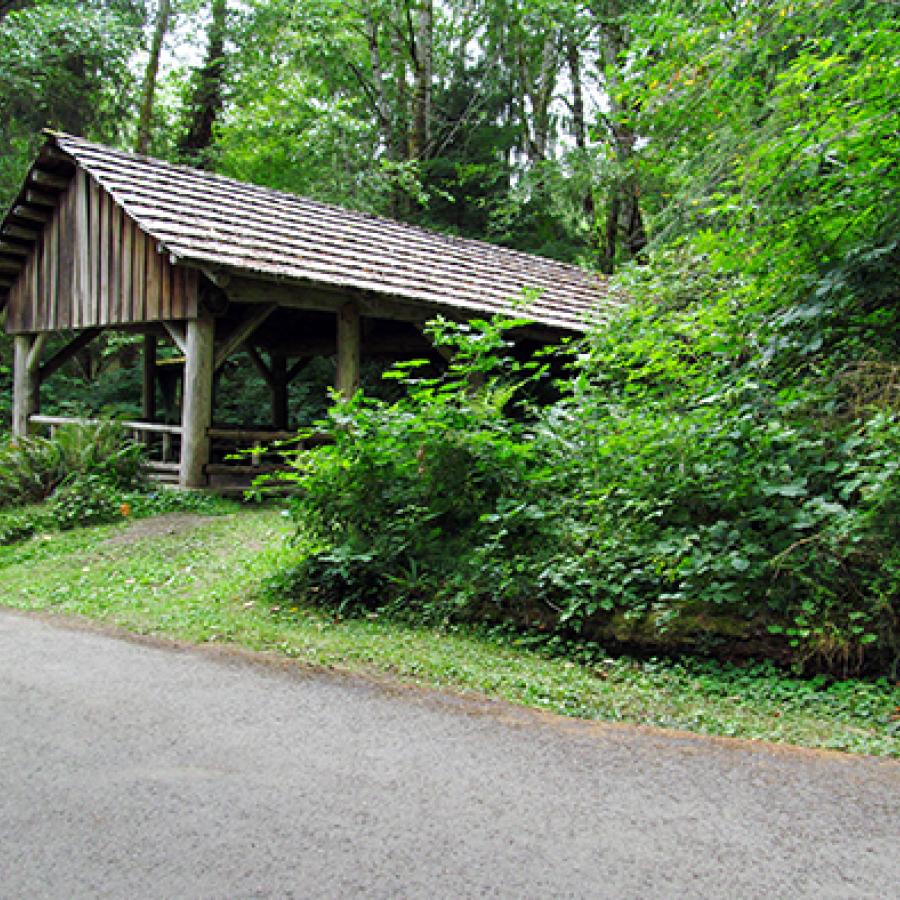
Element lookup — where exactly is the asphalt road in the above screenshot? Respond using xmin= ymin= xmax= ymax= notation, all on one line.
xmin=1 ymin=609 xmax=898 ymax=899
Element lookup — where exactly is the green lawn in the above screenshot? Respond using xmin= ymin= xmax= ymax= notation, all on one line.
xmin=1 ymin=506 xmax=897 ymax=757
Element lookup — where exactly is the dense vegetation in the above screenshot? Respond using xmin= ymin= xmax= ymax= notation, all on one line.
xmin=1 ymin=1 xmax=897 ymax=674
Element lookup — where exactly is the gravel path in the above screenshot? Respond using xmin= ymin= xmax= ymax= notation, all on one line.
xmin=1 ymin=609 xmax=897 ymax=899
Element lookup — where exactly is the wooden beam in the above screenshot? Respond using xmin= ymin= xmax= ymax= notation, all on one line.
xmin=0 ymin=241 xmax=29 ymax=256
xmin=213 ymin=303 xmax=277 ymax=370
xmin=12 ymin=205 xmax=49 ymax=224
xmin=38 ymin=146 xmax=73 ymax=166
xmin=12 ymin=335 xmax=40 ymax=437
xmin=208 ymin=427 xmax=306 ymax=442
xmin=203 ymin=329 xmax=438 ymax=360
xmin=245 ymin=344 xmax=275 ymax=390
xmin=39 ymin=328 xmax=101 ymax=381
xmin=180 ymin=314 xmax=215 ymax=488
xmin=201 ymin=266 xmax=231 ymax=288
xmin=336 ymin=301 xmax=361 ymax=399
xmin=224 ymin=276 xmax=433 ymax=324
xmin=24 ymin=189 xmax=57 ymax=207
xmin=286 ymin=357 xmax=310 ymax=384
xmin=142 ymin=334 xmax=157 ymax=422
xmin=26 ymin=333 xmax=47 ymax=374
xmin=1 ymin=224 xmax=38 ymax=241
xmin=28 ymin=169 xmax=69 ymax=191
xmin=163 ymin=321 xmax=187 ymax=354
xmin=415 ymin=323 xmax=453 ymax=362
xmin=0 ymin=259 xmax=23 ymax=273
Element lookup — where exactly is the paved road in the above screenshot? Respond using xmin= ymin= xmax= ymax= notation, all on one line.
xmin=1 ymin=610 xmax=897 ymax=899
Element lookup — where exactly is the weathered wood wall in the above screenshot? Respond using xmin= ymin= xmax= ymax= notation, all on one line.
xmin=6 ymin=171 xmax=198 ymax=334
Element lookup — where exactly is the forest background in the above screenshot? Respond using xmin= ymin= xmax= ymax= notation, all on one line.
xmin=0 ymin=0 xmax=897 ymax=674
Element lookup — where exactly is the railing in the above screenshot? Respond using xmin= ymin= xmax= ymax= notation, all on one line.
xmin=29 ymin=414 xmax=184 ymax=479
xmin=27 ymin=415 xmax=332 ymax=487
xmin=29 ymin=414 xmax=182 ymax=437
xmin=205 ymin=428 xmax=331 ymax=481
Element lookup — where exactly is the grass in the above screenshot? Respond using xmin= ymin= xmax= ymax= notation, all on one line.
xmin=1 ymin=506 xmax=897 ymax=757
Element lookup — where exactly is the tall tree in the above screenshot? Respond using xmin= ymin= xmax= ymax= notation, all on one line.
xmin=135 ymin=0 xmax=172 ymax=154
xmin=593 ymin=0 xmax=647 ymax=273
xmin=409 ymin=0 xmax=434 ymax=162
xmin=179 ymin=0 xmax=228 ymax=166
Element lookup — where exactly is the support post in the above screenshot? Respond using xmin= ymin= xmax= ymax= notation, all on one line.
xmin=271 ymin=353 xmax=288 ymax=429
xmin=142 ymin=334 xmax=157 ymax=422
xmin=180 ymin=314 xmax=215 ymax=488
xmin=12 ymin=334 xmax=42 ymax=438
xmin=336 ymin=301 xmax=360 ymax=399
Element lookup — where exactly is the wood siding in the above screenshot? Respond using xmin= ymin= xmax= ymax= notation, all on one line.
xmin=6 ymin=171 xmax=198 ymax=334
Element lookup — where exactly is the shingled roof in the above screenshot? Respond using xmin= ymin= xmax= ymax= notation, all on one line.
xmin=1 ymin=132 xmax=617 ymax=332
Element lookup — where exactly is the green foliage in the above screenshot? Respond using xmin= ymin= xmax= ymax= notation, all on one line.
xmin=120 ymin=487 xmax=238 ymax=518
xmin=272 ymin=315 xmax=541 ymax=613
xmin=49 ymin=472 xmax=126 ymax=530
xmin=0 ymin=503 xmax=54 ymax=545
xmin=272 ymin=308 xmax=898 ymax=675
xmin=0 ymin=0 xmax=144 ymax=205
xmin=0 ymin=481 xmax=236 ymax=549
xmin=0 ymin=420 xmax=145 ymax=508
xmin=1 ymin=0 xmax=897 ymax=682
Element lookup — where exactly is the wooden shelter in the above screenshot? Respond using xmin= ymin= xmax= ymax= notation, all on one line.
xmin=1 ymin=132 xmax=616 ymax=488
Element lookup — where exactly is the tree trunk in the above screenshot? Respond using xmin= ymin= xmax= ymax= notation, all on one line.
xmin=135 ymin=0 xmax=172 ymax=155
xmin=365 ymin=14 xmax=394 ymax=157
xmin=567 ymin=29 xmax=596 ymax=235
xmin=532 ymin=29 xmax=558 ymax=161
xmin=178 ymin=0 xmax=228 ymax=166
xmin=409 ymin=0 xmax=433 ymax=161
xmin=567 ymin=33 xmax=586 ymax=152
xmin=596 ymin=1 xmax=646 ymax=271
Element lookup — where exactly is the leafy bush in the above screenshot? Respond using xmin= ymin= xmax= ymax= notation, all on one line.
xmin=0 ymin=504 xmax=54 ymax=544
xmin=272 ymin=309 xmax=899 ymax=676
xmin=0 ymin=482 xmax=239 ymax=548
xmin=119 ymin=488 xmax=238 ymax=518
xmin=48 ymin=473 xmax=126 ymax=531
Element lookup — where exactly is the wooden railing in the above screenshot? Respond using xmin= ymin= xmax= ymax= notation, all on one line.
xmin=30 ymin=414 xmax=182 ymax=437
xmin=27 ymin=415 xmax=331 ymax=487
xmin=29 ymin=414 xmax=184 ymax=478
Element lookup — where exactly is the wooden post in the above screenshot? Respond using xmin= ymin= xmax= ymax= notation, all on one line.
xmin=336 ymin=301 xmax=360 ymax=399
xmin=142 ymin=334 xmax=157 ymax=422
xmin=12 ymin=334 xmax=42 ymax=437
xmin=271 ymin=353 xmax=288 ymax=429
xmin=180 ymin=313 xmax=215 ymax=488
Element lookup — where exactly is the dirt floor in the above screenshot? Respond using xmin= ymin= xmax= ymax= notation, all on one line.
xmin=103 ymin=512 xmax=213 ymax=546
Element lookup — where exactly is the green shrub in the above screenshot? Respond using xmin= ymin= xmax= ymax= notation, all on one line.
xmin=0 ymin=504 xmax=54 ymax=544
xmin=49 ymin=473 xmax=125 ymax=530
xmin=120 ymin=487 xmax=239 ymax=518
xmin=271 ymin=311 xmax=899 ymax=676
